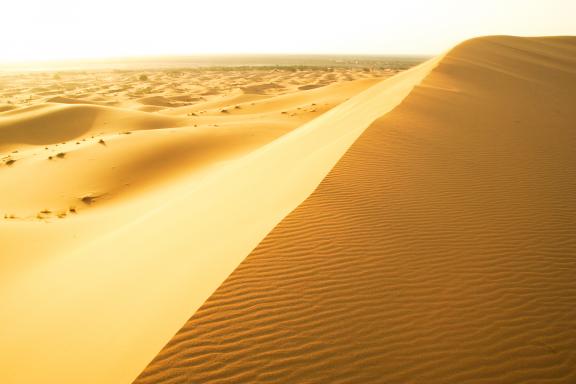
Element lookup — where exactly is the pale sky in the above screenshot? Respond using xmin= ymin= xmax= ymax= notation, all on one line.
xmin=1 ymin=0 xmax=575 ymax=61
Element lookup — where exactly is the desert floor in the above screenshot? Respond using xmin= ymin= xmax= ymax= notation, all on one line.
xmin=1 ymin=36 xmax=576 ymax=384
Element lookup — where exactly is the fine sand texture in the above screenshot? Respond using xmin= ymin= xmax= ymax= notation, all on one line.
xmin=0 ymin=64 xmax=418 ymax=384
xmin=134 ymin=36 xmax=576 ymax=383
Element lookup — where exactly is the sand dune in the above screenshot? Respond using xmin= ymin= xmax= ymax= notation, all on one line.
xmin=0 ymin=66 xmax=391 ymax=111
xmin=0 ymin=76 xmax=384 ymax=220
xmin=1 ymin=36 xmax=575 ymax=384
xmin=0 ymin=103 xmax=183 ymax=151
xmin=134 ymin=36 xmax=576 ymax=383
xmin=45 ymin=96 xmax=110 ymax=105
xmin=0 ymin=104 xmax=17 ymax=112
xmin=0 ymin=65 xmax=400 ymax=383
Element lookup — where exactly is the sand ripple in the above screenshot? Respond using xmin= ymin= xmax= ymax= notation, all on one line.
xmin=135 ymin=36 xmax=576 ymax=384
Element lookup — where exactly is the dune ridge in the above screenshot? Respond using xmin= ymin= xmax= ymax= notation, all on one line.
xmin=134 ymin=36 xmax=576 ymax=383
xmin=0 ymin=60 xmax=430 ymax=382
xmin=0 ymin=75 xmax=382 ymax=220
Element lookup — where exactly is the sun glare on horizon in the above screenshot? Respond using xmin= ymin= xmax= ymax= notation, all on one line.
xmin=2 ymin=0 xmax=576 ymax=63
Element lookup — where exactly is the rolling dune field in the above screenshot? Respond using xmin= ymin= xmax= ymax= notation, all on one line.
xmin=0 ymin=62 xmax=408 ymax=383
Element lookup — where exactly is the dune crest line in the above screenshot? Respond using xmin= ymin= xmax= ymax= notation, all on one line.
xmin=135 ymin=36 xmax=576 ymax=384
xmin=0 ymin=57 xmax=437 ymax=382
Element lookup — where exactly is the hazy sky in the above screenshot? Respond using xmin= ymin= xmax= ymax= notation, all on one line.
xmin=2 ymin=0 xmax=575 ymax=61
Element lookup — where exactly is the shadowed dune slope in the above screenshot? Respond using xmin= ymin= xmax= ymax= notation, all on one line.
xmin=0 ymin=77 xmax=382 ymax=218
xmin=0 ymin=124 xmax=293 ymax=217
xmin=135 ymin=36 xmax=576 ymax=383
xmin=0 ymin=103 xmax=184 ymax=151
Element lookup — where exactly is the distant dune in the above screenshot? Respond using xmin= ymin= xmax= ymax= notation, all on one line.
xmin=1 ymin=36 xmax=575 ymax=384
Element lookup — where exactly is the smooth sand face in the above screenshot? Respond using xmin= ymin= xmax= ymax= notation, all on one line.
xmin=134 ymin=36 xmax=576 ymax=383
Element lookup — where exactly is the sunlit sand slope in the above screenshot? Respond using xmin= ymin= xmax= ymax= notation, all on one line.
xmin=135 ymin=36 xmax=576 ymax=383
xmin=0 ymin=63 xmax=429 ymax=382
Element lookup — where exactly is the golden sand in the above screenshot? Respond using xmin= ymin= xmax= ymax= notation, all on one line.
xmin=1 ymin=36 xmax=575 ymax=384
xmin=135 ymin=36 xmax=576 ymax=383
xmin=0 ymin=65 xmax=397 ymax=383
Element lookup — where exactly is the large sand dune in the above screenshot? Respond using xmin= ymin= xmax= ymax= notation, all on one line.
xmin=1 ymin=36 xmax=575 ymax=384
xmin=134 ymin=36 xmax=576 ymax=383
xmin=0 ymin=64 xmax=408 ymax=383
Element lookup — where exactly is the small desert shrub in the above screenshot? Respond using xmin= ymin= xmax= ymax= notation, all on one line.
xmin=56 ymin=152 xmax=66 ymax=158
xmin=139 ymin=74 xmax=148 ymax=81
